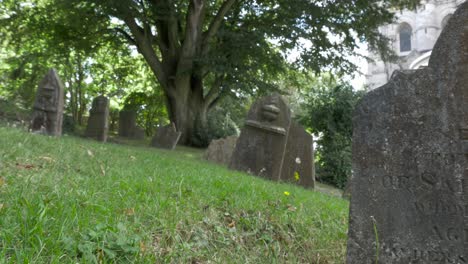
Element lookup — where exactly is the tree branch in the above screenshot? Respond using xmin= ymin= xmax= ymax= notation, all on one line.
xmin=109 ymin=27 xmax=137 ymax=46
xmin=204 ymin=74 xmax=225 ymax=108
xmin=177 ymin=0 xmax=206 ymax=75
xmin=123 ymin=15 xmax=171 ymax=94
xmin=201 ymin=0 xmax=237 ymax=56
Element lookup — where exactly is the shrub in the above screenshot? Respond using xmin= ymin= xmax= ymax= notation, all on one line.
xmin=192 ymin=107 xmax=240 ymax=147
xmin=62 ymin=115 xmax=76 ymax=135
xmin=299 ymin=83 xmax=364 ymax=189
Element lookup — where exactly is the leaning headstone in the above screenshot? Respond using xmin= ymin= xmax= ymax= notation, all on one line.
xmin=118 ymin=110 xmax=137 ymax=138
xmin=347 ymin=4 xmax=468 ymax=263
xmin=203 ymin=135 xmax=238 ymax=165
xmin=281 ymin=121 xmax=315 ymax=188
xmin=85 ymin=96 xmax=109 ymax=142
xmin=229 ymin=93 xmax=315 ymax=188
xmin=151 ymin=123 xmax=181 ymax=150
xmin=30 ymin=69 xmax=64 ymax=136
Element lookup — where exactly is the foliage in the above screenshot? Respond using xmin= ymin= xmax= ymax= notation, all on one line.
xmin=0 ymin=98 xmax=30 ymax=122
xmin=0 ymin=0 xmax=109 ymax=105
xmin=62 ymin=115 xmax=77 ymax=135
xmin=299 ymin=80 xmax=365 ymax=189
xmin=123 ymin=91 xmax=168 ymax=136
xmin=51 ymin=0 xmax=420 ymax=145
xmin=0 ymin=126 xmax=348 ymax=262
xmin=192 ymin=105 xmax=240 ymax=147
xmin=0 ymin=0 xmax=164 ymax=127
xmin=63 ymin=223 xmax=141 ymax=262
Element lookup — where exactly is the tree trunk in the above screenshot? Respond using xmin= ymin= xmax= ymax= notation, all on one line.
xmin=76 ymin=57 xmax=85 ymax=126
xmin=117 ymin=0 xmax=232 ymax=145
xmin=168 ymin=76 xmax=207 ymax=146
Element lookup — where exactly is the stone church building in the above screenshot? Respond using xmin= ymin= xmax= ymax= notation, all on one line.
xmin=366 ymin=0 xmax=465 ymax=89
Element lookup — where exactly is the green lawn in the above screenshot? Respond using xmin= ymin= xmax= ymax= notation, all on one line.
xmin=0 ymin=126 xmax=348 ymax=263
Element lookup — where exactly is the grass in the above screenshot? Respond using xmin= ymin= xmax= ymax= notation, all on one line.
xmin=0 ymin=126 xmax=349 ymax=263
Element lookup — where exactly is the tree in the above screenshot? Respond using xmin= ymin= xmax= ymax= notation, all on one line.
xmin=298 ymin=78 xmax=365 ymax=189
xmin=0 ymin=0 xmax=112 ymax=124
xmin=0 ymin=0 xmax=161 ymax=128
xmin=53 ymin=0 xmax=419 ymax=145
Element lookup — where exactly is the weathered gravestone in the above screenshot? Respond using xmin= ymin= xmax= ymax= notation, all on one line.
xmin=229 ymin=93 xmax=314 ymax=188
xmin=347 ymin=3 xmax=468 ymax=263
xmin=30 ymin=69 xmax=64 ymax=136
xmin=118 ymin=110 xmax=136 ymax=137
xmin=203 ymin=135 xmax=238 ymax=165
xmin=281 ymin=121 xmax=315 ymax=188
xmin=118 ymin=109 xmax=145 ymax=139
xmin=85 ymin=96 xmax=109 ymax=142
xmin=151 ymin=123 xmax=181 ymax=150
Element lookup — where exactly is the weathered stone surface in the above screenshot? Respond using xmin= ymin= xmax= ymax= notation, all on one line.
xmin=347 ymin=4 xmax=468 ymax=263
xmin=229 ymin=93 xmax=315 ymax=188
xmin=203 ymin=136 xmax=238 ymax=165
xmin=229 ymin=93 xmax=291 ymax=180
xmin=118 ymin=110 xmax=145 ymax=139
xmin=30 ymin=69 xmax=64 ymax=136
xmin=281 ymin=121 xmax=315 ymax=188
xmin=85 ymin=96 xmax=109 ymax=142
xmin=151 ymin=123 xmax=181 ymax=150
xmin=118 ymin=110 xmax=137 ymax=138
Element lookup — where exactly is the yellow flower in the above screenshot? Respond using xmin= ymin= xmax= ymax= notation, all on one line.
xmin=294 ymin=171 xmax=300 ymax=181
xmin=284 ymin=191 xmax=290 ymax=196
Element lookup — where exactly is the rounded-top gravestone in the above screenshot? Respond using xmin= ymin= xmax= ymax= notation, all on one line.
xmin=229 ymin=93 xmax=315 ymax=188
xmin=229 ymin=93 xmax=292 ymax=181
xmin=85 ymin=95 xmax=109 ymax=142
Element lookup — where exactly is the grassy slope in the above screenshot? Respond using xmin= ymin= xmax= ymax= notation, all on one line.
xmin=0 ymin=126 xmax=348 ymax=263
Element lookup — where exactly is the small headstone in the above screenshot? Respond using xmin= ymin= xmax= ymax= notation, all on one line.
xmin=203 ymin=136 xmax=238 ymax=165
xmin=85 ymin=96 xmax=109 ymax=142
xmin=30 ymin=69 xmax=64 ymax=136
xmin=118 ymin=110 xmax=137 ymax=138
xmin=347 ymin=4 xmax=468 ymax=263
xmin=118 ymin=110 xmax=145 ymax=139
xmin=151 ymin=123 xmax=181 ymax=150
xmin=229 ymin=93 xmax=315 ymax=187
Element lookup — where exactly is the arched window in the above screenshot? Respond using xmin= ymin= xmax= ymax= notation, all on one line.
xmin=399 ymin=23 xmax=412 ymax=52
xmin=442 ymin=14 xmax=452 ymax=29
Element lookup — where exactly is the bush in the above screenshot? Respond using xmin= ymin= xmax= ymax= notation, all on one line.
xmin=122 ymin=91 xmax=168 ymax=136
xmin=62 ymin=115 xmax=76 ymax=135
xmin=299 ymin=83 xmax=364 ymax=189
xmin=192 ymin=107 xmax=240 ymax=147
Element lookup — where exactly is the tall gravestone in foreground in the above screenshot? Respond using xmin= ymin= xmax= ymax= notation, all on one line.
xmin=151 ymin=123 xmax=182 ymax=150
xmin=229 ymin=93 xmax=314 ymax=188
xmin=85 ymin=96 xmax=109 ymax=142
xmin=347 ymin=3 xmax=468 ymax=263
xmin=30 ymin=69 xmax=64 ymax=136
